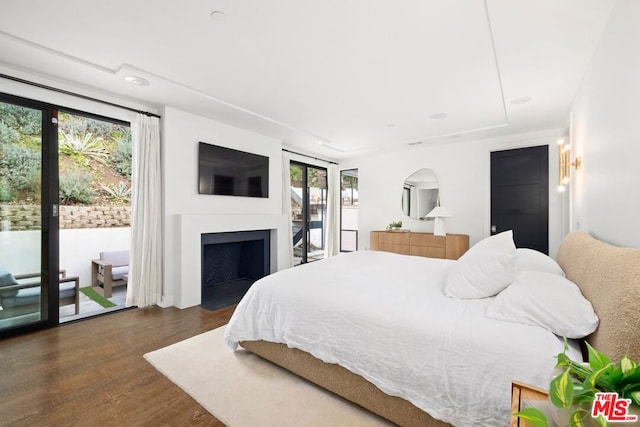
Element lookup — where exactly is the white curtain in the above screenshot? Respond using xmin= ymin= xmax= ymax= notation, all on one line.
xmin=126 ymin=114 xmax=162 ymax=307
xmin=281 ymin=152 xmax=294 ymax=268
xmin=324 ymin=164 xmax=341 ymax=258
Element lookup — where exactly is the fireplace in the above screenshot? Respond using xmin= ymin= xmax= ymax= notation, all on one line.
xmin=200 ymin=230 xmax=270 ymax=310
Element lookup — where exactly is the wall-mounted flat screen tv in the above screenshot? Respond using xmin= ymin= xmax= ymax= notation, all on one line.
xmin=198 ymin=142 xmax=269 ymax=198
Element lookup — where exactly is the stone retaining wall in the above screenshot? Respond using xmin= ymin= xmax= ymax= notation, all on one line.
xmin=0 ymin=205 xmax=131 ymax=230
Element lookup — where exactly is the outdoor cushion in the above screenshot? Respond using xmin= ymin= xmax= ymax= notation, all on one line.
xmin=0 ymin=265 xmax=19 ymax=297
xmin=1 ymin=280 xmax=77 ymax=308
xmin=112 ymin=265 xmax=129 ymax=281
xmin=100 ymin=250 xmax=129 ymax=267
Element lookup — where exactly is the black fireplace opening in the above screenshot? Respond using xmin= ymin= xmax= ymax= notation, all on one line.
xmin=201 ymin=230 xmax=270 ymax=311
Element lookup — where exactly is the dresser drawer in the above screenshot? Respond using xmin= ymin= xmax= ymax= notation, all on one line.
xmin=410 ymin=233 xmax=446 ymax=248
xmin=377 ymin=232 xmax=410 ymax=245
xmin=410 ymin=246 xmax=446 ymax=258
xmin=380 ymin=243 xmax=411 ymax=255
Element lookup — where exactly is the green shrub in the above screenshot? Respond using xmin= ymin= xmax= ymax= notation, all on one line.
xmin=58 ymin=112 xmax=129 ymax=141
xmin=100 ymin=181 xmax=131 ymax=203
xmin=0 ymin=181 xmax=13 ymax=202
xmin=59 ymin=170 xmax=95 ymax=205
xmin=111 ymin=135 xmax=132 ymax=178
xmin=0 ymin=103 xmax=41 ymax=135
xmin=0 ymin=143 xmax=41 ymax=193
xmin=59 ymin=130 xmax=108 ymax=163
xmin=0 ymin=122 xmax=20 ymax=145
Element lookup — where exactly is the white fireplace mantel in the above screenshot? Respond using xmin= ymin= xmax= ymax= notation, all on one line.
xmin=175 ymin=213 xmax=283 ymax=308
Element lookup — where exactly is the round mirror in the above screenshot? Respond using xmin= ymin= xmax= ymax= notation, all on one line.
xmin=402 ymin=169 xmax=439 ymax=220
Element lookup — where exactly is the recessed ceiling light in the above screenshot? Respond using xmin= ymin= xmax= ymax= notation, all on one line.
xmin=429 ymin=113 xmax=448 ymax=120
xmin=387 ymin=123 xmax=395 ymax=128
xmin=124 ymin=76 xmax=150 ymax=86
xmin=210 ymin=10 xmax=227 ymax=21
xmin=511 ymin=96 xmax=533 ymax=105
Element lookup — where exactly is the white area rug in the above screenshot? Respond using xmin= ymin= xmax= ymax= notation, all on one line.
xmin=144 ymin=326 xmax=391 ymax=427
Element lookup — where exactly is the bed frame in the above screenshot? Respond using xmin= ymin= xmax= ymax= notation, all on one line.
xmin=240 ymin=231 xmax=640 ymax=426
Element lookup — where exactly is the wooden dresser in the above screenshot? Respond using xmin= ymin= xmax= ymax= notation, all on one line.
xmin=370 ymin=231 xmax=469 ymax=260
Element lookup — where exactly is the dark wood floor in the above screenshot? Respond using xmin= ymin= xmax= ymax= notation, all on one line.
xmin=0 ymin=305 xmax=236 ymax=426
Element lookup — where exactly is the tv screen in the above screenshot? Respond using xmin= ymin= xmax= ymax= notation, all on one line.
xmin=198 ymin=142 xmax=269 ymax=198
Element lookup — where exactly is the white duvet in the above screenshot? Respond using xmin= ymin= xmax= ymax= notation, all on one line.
xmin=224 ymin=251 xmax=579 ymax=426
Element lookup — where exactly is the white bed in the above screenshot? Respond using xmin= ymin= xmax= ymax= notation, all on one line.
xmin=225 ymin=248 xmax=584 ymax=426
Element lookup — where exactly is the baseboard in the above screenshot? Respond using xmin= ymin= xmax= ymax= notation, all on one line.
xmin=158 ymin=295 xmax=174 ymax=308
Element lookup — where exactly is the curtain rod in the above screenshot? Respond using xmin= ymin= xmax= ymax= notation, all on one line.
xmin=0 ymin=73 xmax=161 ymax=119
xmin=282 ymin=148 xmax=338 ymax=165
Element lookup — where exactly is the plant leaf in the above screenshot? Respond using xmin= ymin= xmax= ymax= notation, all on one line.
xmin=572 ymin=386 xmax=596 ymax=404
xmin=592 ymin=413 xmax=609 ymax=427
xmin=556 ymin=352 xmax=571 ymax=369
xmin=585 ymin=364 xmax=615 ymax=391
xmin=620 ymin=356 xmax=637 ymax=375
xmin=513 ymin=407 xmax=549 ymax=427
xmin=606 ymin=365 xmax=624 ymax=388
xmin=569 ymin=408 xmax=589 ymax=427
xmin=550 ymin=368 xmax=574 ymax=408
xmin=587 ymin=342 xmax=611 ymax=371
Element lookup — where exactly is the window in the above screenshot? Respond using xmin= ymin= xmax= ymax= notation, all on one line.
xmin=340 ymin=169 xmax=358 ymax=252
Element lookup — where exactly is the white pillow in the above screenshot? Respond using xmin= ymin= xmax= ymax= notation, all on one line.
xmin=472 ymin=230 xmax=516 ymax=253
xmin=516 ymin=248 xmax=564 ymax=276
xmin=445 ymin=231 xmax=516 ymax=299
xmin=445 ymin=252 xmax=516 ymax=298
xmin=485 ymin=271 xmax=599 ymax=338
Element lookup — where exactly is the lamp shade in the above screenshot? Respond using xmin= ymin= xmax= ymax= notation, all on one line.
xmin=425 ymin=206 xmax=452 ymax=218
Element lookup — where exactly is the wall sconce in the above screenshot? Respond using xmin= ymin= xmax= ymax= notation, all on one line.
xmin=557 ymin=138 xmax=581 ymax=192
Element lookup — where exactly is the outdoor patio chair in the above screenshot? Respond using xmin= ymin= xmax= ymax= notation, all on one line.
xmin=91 ymin=250 xmax=129 ymax=298
xmin=0 ymin=266 xmax=80 ymax=320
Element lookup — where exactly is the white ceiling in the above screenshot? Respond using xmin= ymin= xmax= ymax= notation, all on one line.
xmin=0 ymin=0 xmax=616 ymax=160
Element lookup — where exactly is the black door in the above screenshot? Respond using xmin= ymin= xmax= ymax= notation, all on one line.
xmin=490 ymin=146 xmax=549 ymax=254
xmin=0 ymin=93 xmax=60 ymax=335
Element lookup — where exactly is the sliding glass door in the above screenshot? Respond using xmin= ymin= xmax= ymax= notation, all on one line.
xmin=0 ymin=95 xmax=58 ymax=332
xmin=290 ymin=162 xmax=327 ymax=265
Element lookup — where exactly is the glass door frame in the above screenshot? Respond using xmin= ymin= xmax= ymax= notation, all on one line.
xmin=291 ymin=161 xmax=327 ymax=264
xmin=0 ymin=92 xmax=59 ymax=336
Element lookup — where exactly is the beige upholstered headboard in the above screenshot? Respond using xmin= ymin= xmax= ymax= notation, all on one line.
xmin=556 ymin=231 xmax=640 ymax=362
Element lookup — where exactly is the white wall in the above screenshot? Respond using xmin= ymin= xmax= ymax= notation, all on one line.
xmin=570 ymin=0 xmax=640 ymax=248
xmin=162 ymin=106 xmax=286 ymax=308
xmin=341 ymin=130 xmax=566 ymax=256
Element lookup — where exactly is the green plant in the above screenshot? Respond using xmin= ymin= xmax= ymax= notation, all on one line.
xmin=110 ymin=135 xmax=132 ymax=178
xmin=59 ymin=170 xmax=95 ymax=205
xmin=0 ymin=181 xmax=12 ymax=202
xmin=0 ymin=122 xmax=20 ymax=145
xmin=0 ymin=143 xmax=41 ymax=194
xmin=59 ymin=130 xmax=108 ymax=163
xmin=385 ymin=220 xmax=403 ymax=231
xmin=515 ymin=341 xmax=640 ymax=427
xmin=100 ymin=181 xmax=131 ymax=203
